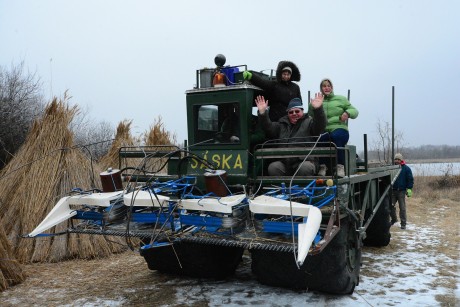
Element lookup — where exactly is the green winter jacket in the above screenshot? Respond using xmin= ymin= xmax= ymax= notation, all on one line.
xmin=308 ymin=92 xmax=358 ymax=132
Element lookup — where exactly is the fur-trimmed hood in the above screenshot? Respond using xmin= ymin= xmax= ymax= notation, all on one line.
xmin=320 ymin=78 xmax=334 ymax=97
xmin=276 ymin=61 xmax=301 ymax=82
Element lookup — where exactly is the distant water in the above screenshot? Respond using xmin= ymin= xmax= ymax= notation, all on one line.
xmin=407 ymin=162 xmax=460 ymax=176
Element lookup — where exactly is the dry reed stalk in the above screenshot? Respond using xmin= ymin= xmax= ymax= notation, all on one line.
xmin=46 ymin=224 xmax=69 ymax=263
xmin=143 ymin=116 xmax=179 ymax=175
xmin=0 ymin=274 xmax=5 ymax=292
xmin=0 ymin=96 xmax=125 ymax=264
xmin=0 ymin=167 xmax=28 ymax=236
xmin=144 ymin=115 xmax=177 ymax=146
xmin=90 ymin=234 xmax=113 ymax=256
xmin=42 ymin=166 xmax=75 ymax=263
xmin=1 ymin=193 xmax=23 ymax=237
xmin=99 ymin=120 xmax=137 ymax=171
xmin=101 ymin=121 xmax=145 ymax=248
xmin=14 ymin=98 xmax=78 ymax=262
xmin=0 ymin=220 xmax=26 ymax=291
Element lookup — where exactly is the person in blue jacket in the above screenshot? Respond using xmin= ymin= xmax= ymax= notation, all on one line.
xmin=392 ymin=153 xmax=414 ymax=229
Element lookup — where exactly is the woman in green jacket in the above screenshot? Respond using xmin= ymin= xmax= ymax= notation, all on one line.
xmin=309 ymin=78 xmax=359 ymax=177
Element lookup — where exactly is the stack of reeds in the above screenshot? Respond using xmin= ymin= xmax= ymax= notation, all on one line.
xmin=0 ymin=97 xmax=126 ymax=264
xmin=99 ymin=119 xmax=138 ymax=171
xmin=144 ymin=115 xmax=177 ymax=146
xmin=0 ymin=222 xmax=25 ymax=291
xmin=143 ymin=116 xmax=179 ymax=174
xmin=99 ymin=120 xmax=144 ymax=249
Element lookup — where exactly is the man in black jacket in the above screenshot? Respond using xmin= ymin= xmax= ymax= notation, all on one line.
xmin=255 ymin=94 xmax=326 ymax=176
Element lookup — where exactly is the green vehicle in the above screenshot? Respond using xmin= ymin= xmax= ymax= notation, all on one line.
xmin=27 ymin=55 xmax=400 ymax=295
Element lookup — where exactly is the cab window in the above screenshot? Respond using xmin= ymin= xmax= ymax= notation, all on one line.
xmin=194 ymin=103 xmax=240 ymax=144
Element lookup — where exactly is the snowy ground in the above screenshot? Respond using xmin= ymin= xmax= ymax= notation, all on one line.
xmin=354 ymin=223 xmax=458 ymax=306
xmin=2 ymin=204 xmax=459 ymax=306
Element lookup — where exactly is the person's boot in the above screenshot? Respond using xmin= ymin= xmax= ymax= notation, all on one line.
xmin=318 ymin=164 xmax=327 ymax=176
xmin=336 ymin=164 xmax=345 ymax=177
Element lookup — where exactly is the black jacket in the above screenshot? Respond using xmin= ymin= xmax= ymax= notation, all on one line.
xmin=258 ymin=106 xmax=326 ymax=173
xmin=250 ymin=61 xmax=302 ymax=122
xmin=258 ymin=106 xmax=326 ymax=142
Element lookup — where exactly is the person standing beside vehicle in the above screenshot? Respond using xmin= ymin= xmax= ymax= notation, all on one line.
xmin=309 ymin=78 xmax=359 ymax=177
xmin=243 ymin=61 xmax=302 ymax=122
xmin=391 ymin=153 xmax=414 ymax=229
xmin=255 ymin=94 xmax=326 ymax=176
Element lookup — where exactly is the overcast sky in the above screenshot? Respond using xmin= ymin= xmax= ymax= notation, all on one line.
xmin=1 ymin=0 xmax=459 ymax=152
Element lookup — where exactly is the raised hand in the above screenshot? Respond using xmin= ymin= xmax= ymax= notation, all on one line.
xmin=255 ymin=95 xmax=269 ymax=114
xmin=310 ymin=92 xmax=324 ymax=109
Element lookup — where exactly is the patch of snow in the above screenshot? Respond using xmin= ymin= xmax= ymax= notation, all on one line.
xmin=169 ymin=222 xmax=456 ymax=306
xmin=62 ymin=298 xmax=126 ymax=307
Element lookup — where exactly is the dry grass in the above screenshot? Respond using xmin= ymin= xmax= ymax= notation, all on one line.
xmin=142 ymin=116 xmax=179 ymax=175
xmin=0 ymin=223 xmax=25 ymax=291
xmin=0 ymin=96 xmax=79 ymax=263
xmin=414 ymin=175 xmax=460 ymax=203
xmin=407 ymin=158 xmax=460 ymax=163
xmin=0 ymin=96 xmax=126 ymax=269
xmin=144 ymin=115 xmax=177 ymax=146
xmin=102 ymin=117 xmax=179 ymax=178
xmin=361 ymin=175 xmax=459 ymax=306
xmin=99 ymin=120 xmax=138 ymax=171
xmin=0 ymin=109 xmax=181 ymax=292
xmin=403 ymin=182 xmax=458 ymax=306
xmin=412 ymin=176 xmax=459 ymax=248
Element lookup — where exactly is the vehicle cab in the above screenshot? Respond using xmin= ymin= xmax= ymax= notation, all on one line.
xmin=184 ymin=55 xmax=271 ymax=189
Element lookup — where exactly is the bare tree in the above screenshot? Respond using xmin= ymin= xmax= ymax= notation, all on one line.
xmin=370 ymin=118 xmax=405 ymax=164
xmin=0 ymin=61 xmax=118 ymax=169
xmin=0 ymin=61 xmax=44 ymax=168
xmin=394 ymin=130 xmax=405 ymax=153
xmin=71 ymin=107 xmax=114 ymax=161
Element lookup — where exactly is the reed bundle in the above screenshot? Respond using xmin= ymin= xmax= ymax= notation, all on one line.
xmin=0 ymin=222 xmax=25 ymax=291
xmin=144 ymin=115 xmax=177 ymax=146
xmin=99 ymin=120 xmax=138 ymax=171
xmin=143 ymin=116 xmax=179 ymax=174
xmin=0 ymin=97 xmax=125 ymax=264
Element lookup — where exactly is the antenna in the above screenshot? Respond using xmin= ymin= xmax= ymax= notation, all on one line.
xmin=49 ymin=58 xmax=53 ymax=97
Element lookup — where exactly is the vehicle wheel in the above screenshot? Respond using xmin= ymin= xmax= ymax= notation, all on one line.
xmin=250 ymin=217 xmax=361 ymax=294
xmin=363 ymin=193 xmax=391 ymax=247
